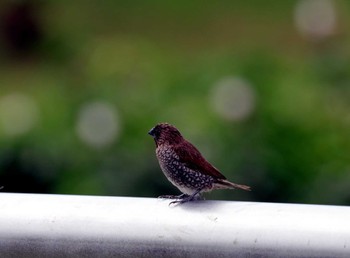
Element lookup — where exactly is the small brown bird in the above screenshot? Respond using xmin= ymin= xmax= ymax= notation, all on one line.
xmin=149 ymin=123 xmax=250 ymax=204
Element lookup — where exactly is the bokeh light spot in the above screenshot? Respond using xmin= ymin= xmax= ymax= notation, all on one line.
xmin=211 ymin=77 xmax=256 ymax=122
xmin=0 ymin=93 xmax=39 ymax=136
xmin=294 ymin=0 xmax=337 ymax=40
xmin=76 ymin=101 xmax=120 ymax=149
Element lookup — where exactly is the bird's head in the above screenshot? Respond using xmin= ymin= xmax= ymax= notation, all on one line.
xmin=148 ymin=123 xmax=183 ymax=147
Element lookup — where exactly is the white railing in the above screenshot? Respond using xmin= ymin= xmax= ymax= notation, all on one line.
xmin=0 ymin=193 xmax=349 ymax=257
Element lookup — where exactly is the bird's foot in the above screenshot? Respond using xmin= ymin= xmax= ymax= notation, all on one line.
xmin=169 ymin=193 xmax=203 ymax=206
xmin=158 ymin=193 xmax=188 ymax=200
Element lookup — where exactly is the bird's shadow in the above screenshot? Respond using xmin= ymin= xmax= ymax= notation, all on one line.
xmin=168 ymin=199 xmax=229 ymax=213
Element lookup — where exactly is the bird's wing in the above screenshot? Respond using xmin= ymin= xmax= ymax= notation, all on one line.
xmin=174 ymin=140 xmax=226 ymax=179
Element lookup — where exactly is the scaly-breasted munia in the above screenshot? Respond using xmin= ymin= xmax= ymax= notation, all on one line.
xmin=149 ymin=123 xmax=250 ymax=204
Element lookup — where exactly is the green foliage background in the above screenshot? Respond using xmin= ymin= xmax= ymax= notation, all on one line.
xmin=0 ymin=1 xmax=349 ymax=205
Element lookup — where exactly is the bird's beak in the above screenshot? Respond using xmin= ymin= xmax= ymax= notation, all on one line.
xmin=148 ymin=127 xmax=155 ymax=138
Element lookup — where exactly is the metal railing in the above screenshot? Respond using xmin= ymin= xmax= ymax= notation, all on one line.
xmin=0 ymin=193 xmax=349 ymax=257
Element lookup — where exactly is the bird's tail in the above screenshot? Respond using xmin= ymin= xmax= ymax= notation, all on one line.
xmin=215 ymin=179 xmax=251 ymax=191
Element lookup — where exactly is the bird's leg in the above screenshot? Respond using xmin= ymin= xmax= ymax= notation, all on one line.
xmin=158 ymin=193 xmax=188 ymax=199
xmin=169 ymin=189 xmax=203 ymax=205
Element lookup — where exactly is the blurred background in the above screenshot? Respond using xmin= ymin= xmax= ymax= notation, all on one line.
xmin=0 ymin=0 xmax=349 ymax=205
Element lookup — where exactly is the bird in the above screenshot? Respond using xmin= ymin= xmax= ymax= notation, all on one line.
xmin=148 ymin=123 xmax=250 ymax=205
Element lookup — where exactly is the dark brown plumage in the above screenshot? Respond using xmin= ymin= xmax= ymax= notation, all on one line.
xmin=149 ymin=123 xmax=250 ymax=204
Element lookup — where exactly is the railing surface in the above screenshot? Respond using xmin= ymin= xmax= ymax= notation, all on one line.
xmin=0 ymin=193 xmax=349 ymax=257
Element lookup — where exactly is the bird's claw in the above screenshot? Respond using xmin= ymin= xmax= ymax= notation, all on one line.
xmin=167 ymin=193 xmax=204 ymax=206
xmin=158 ymin=194 xmax=188 ymax=200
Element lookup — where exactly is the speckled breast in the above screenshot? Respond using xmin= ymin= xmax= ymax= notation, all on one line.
xmin=156 ymin=147 xmax=214 ymax=195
